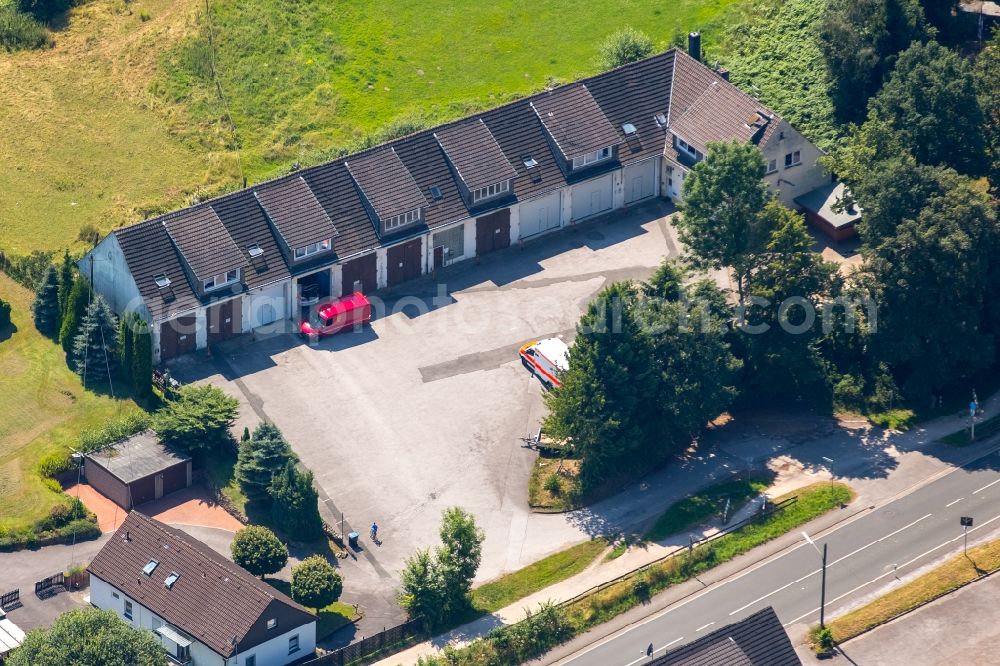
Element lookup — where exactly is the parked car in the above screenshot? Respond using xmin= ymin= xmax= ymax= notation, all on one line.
xmin=299 ymin=283 xmax=322 ymax=307
xmin=519 ymin=338 xmax=569 ymax=388
xmin=299 ymin=292 xmax=372 ymax=339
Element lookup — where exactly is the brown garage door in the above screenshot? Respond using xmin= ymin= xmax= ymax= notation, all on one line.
xmin=476 ymin=208 xmax=511 ymax=256
xmin=341 ymin=253 xmax=377 ymax=295
xmin=386 ymin=238 xmax=423 ymax=287
xmin=160 ymin=315 xmax=197 ymax=361
xmin=207 ymin=298 xmax=241 ymax=345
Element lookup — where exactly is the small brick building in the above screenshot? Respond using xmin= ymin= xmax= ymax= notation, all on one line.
xmin=795 ymin=181 xmax=861 ymax=242
xmin=84 ymin=431 xmax=192 ymax=510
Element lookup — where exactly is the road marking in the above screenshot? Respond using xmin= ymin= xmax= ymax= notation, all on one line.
xmin=622 ymin=638 xmax=683 ymax=666
xmin=729 ymin=581 xmax=795 ymax=615
xmin=825 ymin=514 xmax=933 ymax=568
xmin=946 ymin=497 xmax=965 ymax=508
xmin=973 ymin=478 xmax=1000 ymax=495
xmin=696 ymin=622 xmax=715 ymax=632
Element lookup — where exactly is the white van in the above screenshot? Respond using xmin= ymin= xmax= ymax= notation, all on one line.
xmin=519 ymin=338 xmax=570 ymax=388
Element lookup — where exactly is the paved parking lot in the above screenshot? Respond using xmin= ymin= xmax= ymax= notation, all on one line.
xmin=172 ymin=201 xmax=680 ymax=631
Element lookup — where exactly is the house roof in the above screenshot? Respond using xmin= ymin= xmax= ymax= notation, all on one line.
xmin=479 ymin=99 xmax=568 ymax=201
xmin=210 ymin=190 xmax=290 ymax=289
xmin=434 ymin=119 xmax=518 ymax=190
xmin=254 ymin=176 xmax=339 ymax=251
xmin=345 ymin=148 xmax=428 ymax=221
xmin=531 ymin=84 xmax=621 ymax=160
xmin=301 ymin=162 xmax=382 ymax=263
xmin=88 ymin=512 xmax=314 ymax=658
xmin=85 ymin=430 xmax=189 ymax=484
xmin=162 ymin=205 xmax=247 ymax=281
xmin=115 ymin=220 xmax=200 ymax=321
xmin=794 ymin=182 xmax=861 ymax=230
xmin=650 ymin=607 xmax=801 ymax=666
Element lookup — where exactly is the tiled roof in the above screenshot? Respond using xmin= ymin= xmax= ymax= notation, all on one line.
xmin=530 ymin=84 xmax=621 ymax=160
xmin=651 ymin=607 xmax=801 ymax=666
xmin=254 ymin=176 xmax=339 ymax=251
xmin=210 ymin=190 xmax=290 ymax=289
xmin=434 ymin=119 xmax=518 ymax=191
xmin=89 ymin=513 xmax=313 ymax=658
xmin=345 ymin=148 xmax=428 ymax=221
xmin=393 ymin=131 xmax=470 ymax=232
xmin=301 ymin=162 xmax=381 ymax=261
xmin=115 ymin=220 xmax=200 ymax=321
xmin=163 ymin=205 xmax=247 ymax=281
xmin=480 ymin=99 xmax=568 ymax=201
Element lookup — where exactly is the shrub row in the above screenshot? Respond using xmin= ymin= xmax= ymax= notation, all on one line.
xmin=0 ymin=4 xmax=49 ymax=53
xmin=0 ymin=248 xmax=55 ymax=290
xmin=0 ymin=497 xmax=100 ymax=552
xmin=78 ymin=411 xmax=151 ymax=452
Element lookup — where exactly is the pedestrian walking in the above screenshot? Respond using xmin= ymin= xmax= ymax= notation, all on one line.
xmin=370 ymin=522 xmax=378 ymax=540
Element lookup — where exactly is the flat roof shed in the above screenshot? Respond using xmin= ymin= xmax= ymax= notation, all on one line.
xmin=84 ymin=431 xmax=192 ymax=510
xmin=794 ymin=181 xmax=861 ymax=242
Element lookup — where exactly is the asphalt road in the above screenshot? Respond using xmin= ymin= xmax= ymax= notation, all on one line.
xmin=559 ymin=450 xmax=1000 ymax=666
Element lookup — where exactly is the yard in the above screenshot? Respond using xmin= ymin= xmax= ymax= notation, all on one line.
xmin=0 ymin=274 xmax=139 ymax=533
xmin=1 ymin=0 xmax=748 ymax=254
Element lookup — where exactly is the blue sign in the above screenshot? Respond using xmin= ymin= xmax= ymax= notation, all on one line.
xmin=970 ymin=401 xmax=978 ymax=416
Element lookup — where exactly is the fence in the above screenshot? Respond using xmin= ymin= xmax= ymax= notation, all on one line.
xmin=307 ymin=617 xmax=424 ymax=666
xmin=0 ymin=589 xmax=19 ymax=610
xmin=34 ymin=572 xmax=65 ymax=598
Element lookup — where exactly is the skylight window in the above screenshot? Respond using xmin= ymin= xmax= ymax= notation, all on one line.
xmin=143 ymin=559 xmax=159 ymax=576
xmin=164 ymin=572 xmax=180 ymax=589
xmin=429 ymin=185 xmax=443 ymax=201
xmin=654 ymin=113 xmax=667 ymax=129
xmin=622 ymin=123 xmax=637 ymax=136
xmin=247 ymin=243 xmax=264 ymax=258
xmin=154 ymin=274 xmax=171 ymax=289
xmin=523 ymin=157 xmax=538 ymax=169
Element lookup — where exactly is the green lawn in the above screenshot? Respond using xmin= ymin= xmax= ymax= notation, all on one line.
xmin=644 ymin=477 xmax=768 ymax=543
xmin=0 ymin=274 xmax=140 ymax=532
xmin=469 ymin=538 xmax=608 ymax=613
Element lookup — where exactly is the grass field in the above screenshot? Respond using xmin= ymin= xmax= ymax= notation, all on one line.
xmin=0 ymin=274 xmax=139 ymax=532
xmin=1 ymin=0 xmax=748 ymax=254
xmin=644 ymin=477 xmax=768 ymax=543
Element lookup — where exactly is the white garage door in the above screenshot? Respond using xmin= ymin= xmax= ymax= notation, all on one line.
xmin=518 ymin=191 xmax=562 ymax=239
xmin=247 ymin=282 xmax=287 ymax=329
xmin=624 ymin=158 xmax=657 ymax=204
xmin=572 ymin=172 xmax=614 ymax=220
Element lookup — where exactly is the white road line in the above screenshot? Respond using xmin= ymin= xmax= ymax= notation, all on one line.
xmin=696 ymin=622 xmax=715 ymax=632
xmin=946 ymin=497 xmax=965 ymax=508
xmin=825 ymin=514 xmax=933 ymax=568
xmin=622 ymin=638 xmax=684 ymax=666
xmin=973 ymin=478 xmax=1000 ymax=494
xmin=729 ymin=581 xmax=796 ymax=615
xmin=664 ymin=637 xmax=683 ymax=649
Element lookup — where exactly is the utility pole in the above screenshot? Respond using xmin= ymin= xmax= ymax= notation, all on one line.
xmin=803 ymin=531 xmax=829 ymax=629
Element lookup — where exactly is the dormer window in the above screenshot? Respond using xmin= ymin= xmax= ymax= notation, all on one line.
xmin=676 ymin=137 xmax=703 ymax=161
xmin=571 ymin=147 xmax=612 ymax=170
xmin=203 ymin=269 xmax=240 ymax=292
xmin=385 ymin=209 xmax=421 ymax=231
xmin=472 ymin=180 xmax=510 ymax=204
xmin=293 ymin=239 xmax=332 ymax=261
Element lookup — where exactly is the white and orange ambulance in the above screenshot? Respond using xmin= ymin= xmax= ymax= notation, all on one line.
xmin=519 ymin=338 xmax=570 ymax=388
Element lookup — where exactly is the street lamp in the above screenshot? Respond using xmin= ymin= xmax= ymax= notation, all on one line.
xmin=802 ymin=531 xmax=828 ymax=629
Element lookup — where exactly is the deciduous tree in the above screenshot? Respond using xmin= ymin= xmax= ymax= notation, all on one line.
xmin=8 ymin=608 xmax=164 ymax=666
xmin=230 ymin=525 xmax=288 ymax=579
xmin=291 ymin=556 xmax=342 ymax=610
xmin=436 ymin=507 xmax=484 ymax=612
xmin=399 ymin=548 xmax=445 ymax=628
xmin=598 ymin=27 xmax=653 ymax=70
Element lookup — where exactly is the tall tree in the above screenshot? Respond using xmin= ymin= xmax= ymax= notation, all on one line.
xmin=269 ymin=462 xmax=323 ymax=541
xmin=57 ymin=250 xmax=73 ymax=316
xmin=543 ymin=282 xmax=657 ymax=489
xmin=72 ymin=295 xmax=118 ymax=384
xmin=868 ymin=40 xmax=987 ymax=175
xmin=818 ymin=0 xmax=932 ymax=122
xmin=118 ymin=312 xmax=135 ymax=389
xmin=230 ymin=525 xmax=288 ymax=579
xmin=7 ymin=608 xmax=164 ymax=666
xmin=436 ymin=507 xmax=485 ymax=612
xmin=675 ymin=142 xmax=771 ymax=300
xmin=237 ymin=421 xmax=294 ymax=503
xmin=291 ymin=556 xmax=342 ymax=610
xmin=131 ymin=318 xmax=153 ymax=399
xmin=154 ymin=384 xmax=238 ymax=454
xmin=59 ymin=275 xmax=89 ymax=354
xmin=398 ymin=548 xmax=446 ymax=628
xmin=31 ymin=265 xmax=61 ymax=338
xmin=977 ymin=32 xmax=1000 ymax=192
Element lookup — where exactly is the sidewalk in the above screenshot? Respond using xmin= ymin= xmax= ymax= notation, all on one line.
xmin=375 ymin=391 xmax=1000 ymax=665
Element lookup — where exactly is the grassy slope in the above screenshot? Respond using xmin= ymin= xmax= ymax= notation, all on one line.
xmin=644 ymin=477 xmax=768 ymax=542
xmin=0 ymin=274 xmax=138 ymax=531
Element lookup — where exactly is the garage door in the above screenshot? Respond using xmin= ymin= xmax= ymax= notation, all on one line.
xmin=159 ymin=315 xmax=197 ymax=361
xmin=624 ymin=158 xmax=657 ymax=204
xmin=518 ymin=191 xmax=562 ymax=239
xmin=247 ymin=283 xmax=286 ymax=328
xmin=572 ymin=173 xmax=614 ymax=220
xmin=386 ymin=238 xmax=423 ymax=287
xmin=207 ymin=298 xmax=241 ymax=345
xmin=476 ymin=208 xmax=511 ymax=256
xmin=341 ymin=253 xmax=377 ymax=295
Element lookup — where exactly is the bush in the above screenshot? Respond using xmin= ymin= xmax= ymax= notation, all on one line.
xmin=231 ymin=525 xmax=288 ymax=578
xmin=154 ymin=384 xmax=239 ymax=454
xmin=0 ymin=297 xmax=11 ymax=329
xmin=77 ymin=223 xmax=101 ymax=246
xmin=0 ymin=248 xmax=54 ymax=289
xmin=833 ymin=374 xmax=865 ymax=411
xmin=291 ymin=555 xmax=342 ymax=609
xmin=79 ymin=411 xmax=150 ymax=452
xmin=598 ymin=27 xmax=653 ymax=70
xmin=0 ymin=5 xmax=49 ymax=52
xmin=38 ymin=450 xmax=75 ymax=478
xmin=15 ymin=0 xmax=72 ymax=21
xmin=810 ymin=625 xmax=835 ymax=653
xmin=543 ymin=473 xmax=561 ymax=496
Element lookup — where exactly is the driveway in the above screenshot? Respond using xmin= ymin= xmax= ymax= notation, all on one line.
xmin=169 ymin=201 xmax=681 ymax=630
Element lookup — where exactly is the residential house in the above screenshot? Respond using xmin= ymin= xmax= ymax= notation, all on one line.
xmin=650 ymin=606 xmax=801 ymax=665
xmin=83 ymin=38 xmax=836 ymax=364
xmin=88 ymin=512 xmax=316 ymax=666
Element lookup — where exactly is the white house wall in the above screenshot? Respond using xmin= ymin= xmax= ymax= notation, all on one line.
xmin=517 ymin=191 xmax=562 ymax=240
xmin=229 ymin=623 xmax=316 ymax=666
xmin=624 ymin=158 xmax=659 ymax=204
xmin=762 ymin=120 xmax=828 ymax=206
xmin=243 ymin=281 xmax=290 ymax=331
xmin=77 ymin=233 xmax=148 ymax=322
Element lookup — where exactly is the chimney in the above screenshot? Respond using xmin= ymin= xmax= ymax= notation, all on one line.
xmin=688 ymin=31 xmax=701 ymax=62
xmin=717 ymin=67 xmax=730 ymax=81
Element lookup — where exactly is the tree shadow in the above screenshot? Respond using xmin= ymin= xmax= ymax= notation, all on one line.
xmin=0 ymin=321 xmax=16 ymax=343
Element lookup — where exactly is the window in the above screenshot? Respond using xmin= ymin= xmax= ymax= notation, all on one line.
xmin=143 ymin=559 xmax=159 ymax=576
xmin=203 ymin=269 xmax=240 ymax=291
xmin=385 ymin=209 xmax=420 ymax=231
xmin=654 ymin=112 xmax=667 ymax=129
xmin=112 ymin=592 xmax=120 ymax=600
xmin=522 ymin=157 xmax=538 ymax=169
xmin=571 ymin=147 xmax=612 ymax=170
xmin=247 ymin=243 xmax=264 ymax=258
xmin=266 ymin=618 xmax=277 ymax=630
xmin=288 ymin=635 xmax=300 ymax=655
xmin=293 ymin=239 xmax=332 ymax=260
xmin=472 ymin=180 xmax=510 ymax=203
xmin=164 ymin=572 xmax=180 ymax=589
xmin=676 ymin=137 xmax=702 ymax=160
xmin=245 ymin=656 xmax=256 ymax=666
xmin=784 ymin=150 xmax=801 ymax=168
xmin=124 ymin=600 xmax=133 ymax=621
xmin=154 ymin=274 xmax=171 ymax=289
xmin=429 ymin=185 xmax=443 ymax=201
xmin=766 ymin=159 xmax=778 ymax=174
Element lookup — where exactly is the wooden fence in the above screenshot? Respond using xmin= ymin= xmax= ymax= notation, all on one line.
xmin=306 ymin=617 xmax=424 ymax=666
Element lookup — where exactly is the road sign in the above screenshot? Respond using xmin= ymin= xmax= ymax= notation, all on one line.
xmin=961 ymin=516 xmax=974 ymax=527
xmin=970 ymin=401 xmax=978 ymax=417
